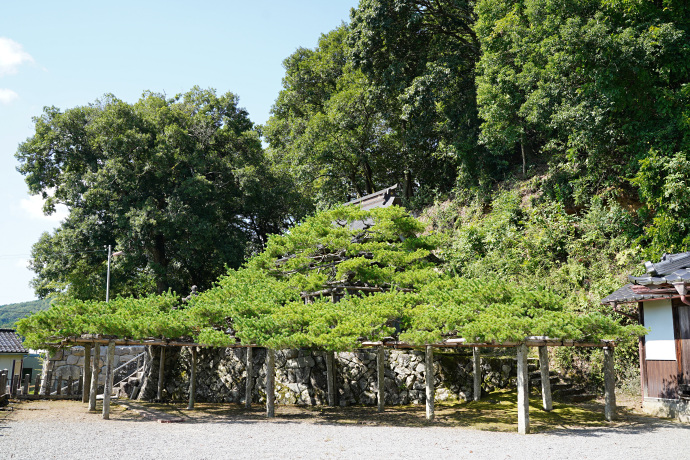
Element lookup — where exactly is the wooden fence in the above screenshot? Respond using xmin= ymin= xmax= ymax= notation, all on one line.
xmin=0 ymin=369 xmax=82 ymax=400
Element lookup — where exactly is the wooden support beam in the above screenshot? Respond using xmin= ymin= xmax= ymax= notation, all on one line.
xmin=102 ymin=340 xmax=115 ymax=420
xmin=187 ymin=347 xmax=197 ymax=410
xmin=604 ymin=346 xmax=616 ymax=421
xmin=82 ymin=343 xmax=92 ymax=403
xmin=266 ymin=348 xmax=275 ymax=418
xmin=517 ymin=343 xmax=530 ymax=434
xmin=425 ymin=345 xmax=435 ymax=420
xmin=22 ymin=374 xmax=30 ymax=395
xmin=245 ymin=346 xmax=253 ymax=409
xmin=473 ymin=347 xmax=481 ymax=401
xmin=66 ymin=376 xmax=73 ymax=396
xmin=157 ymin=346 xmax=166 ymax=401
xmin=78 ymin=376 xmax=83 ymax=397
xmin=0 ymin=372 xmax=6 ymax=396
xmin=377 ymin=345 xmax=385 ymax=412
xmin=43 ymin=370 xmax=53 ymax=397
xmin=325 ymin=351 xmax=336 ymax=407
xmin=538 ymin=345 xmax=553 ymax=411
xmin=88 ymin=342 xmax=100 ymax=411
xmin=56 ymin=376 xmax=62 ymax=395
xmin=33 ymin=374 xmax=40 ymax=396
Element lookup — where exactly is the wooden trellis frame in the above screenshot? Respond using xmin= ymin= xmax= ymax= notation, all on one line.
xmin=53 ymin=334 xmax=616 ymax=434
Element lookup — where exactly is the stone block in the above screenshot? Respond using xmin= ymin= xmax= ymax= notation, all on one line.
xmin=71 ymin=346 xmax=85 ymax=357
xmin=65 ymin=355 xmax=80 ymax=365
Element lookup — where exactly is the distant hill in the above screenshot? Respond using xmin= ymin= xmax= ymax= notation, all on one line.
xmin=0 ymin=299 xmax=52 ymax=329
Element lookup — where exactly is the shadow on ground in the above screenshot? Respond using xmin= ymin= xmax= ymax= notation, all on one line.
xmin=123 ymin=389 xmax=688 ymax=434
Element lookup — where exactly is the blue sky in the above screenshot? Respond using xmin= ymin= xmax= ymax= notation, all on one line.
xmin=0 ymin=0 xmax=359 ymax=305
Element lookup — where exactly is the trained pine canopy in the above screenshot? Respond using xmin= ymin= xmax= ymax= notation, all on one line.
xmin=16 ymin=206 xmax=645 ymax=350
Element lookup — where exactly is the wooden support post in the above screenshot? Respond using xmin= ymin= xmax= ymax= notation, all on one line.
xmin=157 ymin=346 xmax=166 ymax=401
xmin=377 ymin=345 xmax=385 ymax=412
xmin=325 ymin=351 xmax=336 ymax=407
xmin=56 ymin=376 xmax=62 ymax=395
xmin=473 ymin=347 xmax=481 ymax=401
xmin=22 ymin=374 xmax=30 ymax=395
xmin=102 ymin=341 xmax=115 ymax=420
xmin=425 ymin=346 xmax=435 ymax=420
xmin=78 ymin=376 xmax=83 ymax=397
xmin=245 ymin=346 xmax=253 ymax=409
xmin=88 ymin=343 xmax=100 ymax=411
xmin=0 ymin=371 xmax=6 ymax=395
xmin=538 ymin=345 xmax=553 ymax=411
xmin=44 ymin=370 xmax=53 ymax=396
xmin=82 ymin=343 xmax=92 ymax=403
xmin=517 ymin=343 xmax=530 ymax=434
xmin=604 ymin=346 xmax=616 ymax=422
xmin=266 ymin=348 xmax=275 ymax=418
xmin=66 ymin=376 xmax=73 ymax=396
xmin=34 ymin=374 xmax=40 ymax=396
xmin=187 ymin=347 xmax=197 ymax=410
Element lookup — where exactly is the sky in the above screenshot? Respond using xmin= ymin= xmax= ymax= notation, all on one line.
xmin=0 ymin=0 xmax=359 ymax=305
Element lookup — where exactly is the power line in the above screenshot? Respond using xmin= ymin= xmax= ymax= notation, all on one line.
xmin=0 ymin=248 xmax=108 ymax=260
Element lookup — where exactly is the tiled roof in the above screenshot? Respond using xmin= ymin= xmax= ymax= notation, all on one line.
xmin=344 ymin=184 xmax=401 ymax=210
xmin=643 ymin=252 xmax=690 ymax=276
xmin=344 ymin=184 xmax=402 ymax=230
xmin=601 ymin=284 xmax=673 ymax=304
xmin=603 ymin=252 xmax=690 ymax=305
xmin=629 ymin=268 xmax=690 ymax=286
xmin=0 ymin=329 xmax=28 ymax=354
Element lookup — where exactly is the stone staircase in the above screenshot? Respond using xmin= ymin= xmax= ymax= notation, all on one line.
xmin=111 ymin=352 xmax=146 ymax=399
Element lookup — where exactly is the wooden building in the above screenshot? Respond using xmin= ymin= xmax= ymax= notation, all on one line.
xmin=603 ymin=252 xmax=690 ymax=421
xmin=0 ymin=329 xmax=29 ymax=394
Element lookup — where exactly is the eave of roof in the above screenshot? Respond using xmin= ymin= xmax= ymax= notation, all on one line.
xmin=0 ymin=328 xmax=28 ymax=354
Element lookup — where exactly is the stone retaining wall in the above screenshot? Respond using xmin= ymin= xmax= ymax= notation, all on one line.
xmin=143 ymin=347 xmax=525 ymax=406
xmin=44 ymin=345 xmax=145 ymax=387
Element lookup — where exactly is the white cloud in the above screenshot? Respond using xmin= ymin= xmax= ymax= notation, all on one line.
xmin=0 ymin=37 xmax=34 ymax=76
xmin=15 ymin=258 xmax=29 ymax=269
xmin=0 ymin=88 xmax=18 ymax=104
xmin=20 ymin=193 xmax=69 ymax=222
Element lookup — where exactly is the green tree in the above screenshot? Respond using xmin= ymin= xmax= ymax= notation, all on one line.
xmin=16 ymin=87 xmax=305 ymax=300
xmin=475 ymin=0 xmax=690 ymax=204
xmin=265 ymin=26 xmax=400 ymax=205
xmin=349 ymin=0 xmax=483 ymax=192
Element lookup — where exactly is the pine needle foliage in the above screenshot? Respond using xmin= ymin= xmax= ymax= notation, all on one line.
xmin=16 ymin=206 xmax=644 ymax=351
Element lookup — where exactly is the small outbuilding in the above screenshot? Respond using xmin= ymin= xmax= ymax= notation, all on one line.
xmin=603 ymin=252 xmax=690 ymax=421
xmin=0 ymin=328 xmax=29 ymax=394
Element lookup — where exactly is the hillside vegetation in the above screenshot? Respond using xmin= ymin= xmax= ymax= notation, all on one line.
xmin=0 ymin=298 xmax=51 ymax=329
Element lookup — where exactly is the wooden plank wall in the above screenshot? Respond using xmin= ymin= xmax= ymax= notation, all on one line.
xmin=677 ymin=305 xmax=690 ymax=383
xmin=645 ymin=360 xmax=678 ymax=399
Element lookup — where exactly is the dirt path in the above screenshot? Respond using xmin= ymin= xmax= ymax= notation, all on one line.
xmin=1 ymin=397 xmax=688 ymax=460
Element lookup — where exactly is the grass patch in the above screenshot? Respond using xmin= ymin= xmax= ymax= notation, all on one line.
xmin=131 ymin=388 xmax=633 ymax=433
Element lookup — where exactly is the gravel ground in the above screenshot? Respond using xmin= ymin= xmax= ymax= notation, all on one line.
xmin=1 ymin=400 xmax=689 ymax=460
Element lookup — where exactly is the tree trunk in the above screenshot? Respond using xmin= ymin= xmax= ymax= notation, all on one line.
xmin=517 ymin=343 xmax=530 ymax=434
xmin=89 ymin=343 xmax=100 ymax=411
xmin=377 ymin=345 xmax=385 ymax=412
xmin=266 ymin=349 xmax=275 ymax=418
xmin=538 ymin=346 xmax=553 ymax=411
xmin=82 ymin=344 xmax=92 ymax=403
xmin=473 ymin=347 xmax=481 ymax=401
xmin=425 ymin=346 xmax=435 ymax=420
xmin=245 ymin=347 xmax=253 ymax=409
xmin=187 ymin=347 xmax=196 ymax=410
xmin=157 ymin=347 xmax=166 ymax=401
xmin=102 ymin=341 xmax=115 ymax=420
